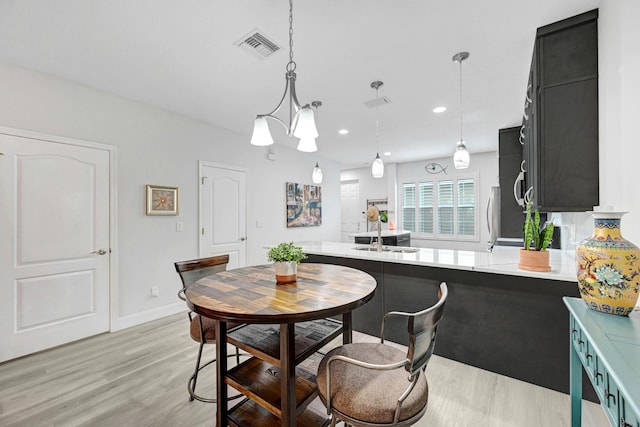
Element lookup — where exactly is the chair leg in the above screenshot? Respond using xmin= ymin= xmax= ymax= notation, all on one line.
xmin=188 ymin=340 xmax=208 ymax=402
xmin=188 ymin=342 xmax=246 ymax=403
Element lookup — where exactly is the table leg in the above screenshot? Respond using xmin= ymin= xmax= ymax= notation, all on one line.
xmin=215 ymin=320 xmax=228 ymax=427
xmin=280 ymin=323 xmax=296 ymax=426
xmin=569 ymin=331 xmax=582 ymax=426
xmin=342 ymin=312 xmax=352 ymax=345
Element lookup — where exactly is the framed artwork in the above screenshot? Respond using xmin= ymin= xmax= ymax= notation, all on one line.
xmin=286 ymin=182 xmax=321 ymax=227
xmin=146 ymin=185 xmax=179 ymax=216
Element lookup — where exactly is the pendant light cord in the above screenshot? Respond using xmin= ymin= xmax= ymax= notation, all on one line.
xmin=376 ymin=85 xmax=380 ymax=155
xmin=459 ymin=58 xmax=463 ymax=143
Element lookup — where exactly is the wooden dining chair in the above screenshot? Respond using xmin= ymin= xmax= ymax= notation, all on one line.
xmin=316 ymin=282 xmax=448 ymax=427
xmin=174 ymin=254 xmax=243 ymax=403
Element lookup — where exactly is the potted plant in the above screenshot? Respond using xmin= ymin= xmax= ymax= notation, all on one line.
xmin=518 ymin=195 xmax=554 ymax=272
xmin=267 ymin=242 xmax=307 ymax=284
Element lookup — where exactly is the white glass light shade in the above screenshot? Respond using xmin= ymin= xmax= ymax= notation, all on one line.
xmin=293 ymin=108 xmax=318 ymax=139
xmin=312 ymin=162 xmax=323 ymax=184
xmin=297 ymin=137 xmax=318 ymax=152
xmin=372 ymin=153 xmax=384 ymax=178
xmin=453 ymin=140 xmax=470 ymax=169
xmin=250 ymin=117 xmax=274 ymax=146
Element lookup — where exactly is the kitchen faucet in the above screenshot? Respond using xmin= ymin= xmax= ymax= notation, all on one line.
xmin=369 ymin=218 xmax=383 ymax=252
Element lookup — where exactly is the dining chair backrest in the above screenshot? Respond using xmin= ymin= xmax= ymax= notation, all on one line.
xmin=406 ymin=282 xmax=448 ymax=376
xmin=174 ymin=255 xmax=230 ymax=290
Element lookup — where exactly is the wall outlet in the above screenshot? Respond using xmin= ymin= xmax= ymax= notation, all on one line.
xmin=151 ymin=286 xmax=159 ymax=297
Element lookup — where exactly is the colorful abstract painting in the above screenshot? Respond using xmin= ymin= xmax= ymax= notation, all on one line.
xmin=286 ymin=182 xmax=321 ymax=227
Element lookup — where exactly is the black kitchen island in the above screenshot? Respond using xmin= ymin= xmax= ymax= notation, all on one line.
xmin=300 ymin=242 xmax=597 ymax=402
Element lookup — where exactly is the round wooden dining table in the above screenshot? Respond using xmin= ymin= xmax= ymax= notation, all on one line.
xmin=185 ymin=263 xmax=377 ymax=427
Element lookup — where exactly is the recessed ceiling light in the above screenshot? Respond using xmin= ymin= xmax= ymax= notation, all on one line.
xmin=338 ymin=129 xmax=349 ymax=135
xmin=383 ymin=152 xmax=391 ymax=156
xmin=433 ymin=106 xmax=447 ymax=113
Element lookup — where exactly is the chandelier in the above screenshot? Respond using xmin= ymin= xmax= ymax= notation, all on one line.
xmin=250 ymin=0 xmax=319 ymax=152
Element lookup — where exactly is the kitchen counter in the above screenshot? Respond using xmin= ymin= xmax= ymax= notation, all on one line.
xmin=297 ymin=241 xmax=577 ymax=282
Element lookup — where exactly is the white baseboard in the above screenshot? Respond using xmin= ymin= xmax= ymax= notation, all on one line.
xmin=111 ymin=302 xmax=186 ymax=331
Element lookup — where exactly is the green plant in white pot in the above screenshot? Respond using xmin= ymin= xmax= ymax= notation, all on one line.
xmin=518 ymin=194 xmax=554 ymax=272
xmin=267 ymin=242 xmax=307 ymax=284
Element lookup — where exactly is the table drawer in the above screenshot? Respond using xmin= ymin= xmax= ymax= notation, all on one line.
xmin=592 ymin=355 xmax=607 ymax=400
xmin=620 ymin=393 xmax=640 ymax=427
xmin=571 ymin=316 xmax=595 ymax=377
xmin=602 ymin=372 xmax=619 ymax=426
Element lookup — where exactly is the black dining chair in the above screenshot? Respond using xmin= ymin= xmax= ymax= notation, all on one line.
xmin=316 ymin=282 xmax=448 ymax=427
xmin=174 ymin=254 xmax=243 ymax=403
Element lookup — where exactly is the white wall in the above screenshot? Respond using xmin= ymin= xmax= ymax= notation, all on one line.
xmin=597 ymin=0 xmax=640 ymax=246
xmin=0 ymin=61 xmax=340 ymax=329
xmin=342 ymin=152 xmax=499 ymax=252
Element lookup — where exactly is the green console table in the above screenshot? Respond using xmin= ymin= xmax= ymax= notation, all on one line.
xmin=564 ymin=297 xmax=640 ymax=427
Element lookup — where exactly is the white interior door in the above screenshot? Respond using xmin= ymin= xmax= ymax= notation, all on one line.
xmin=0 ymin=131 xmax=111 ymax=362
xmin=341 ymin=181 xmax=360 ymax=242
xmin=199 ymin=162 xmax=247 ymax=269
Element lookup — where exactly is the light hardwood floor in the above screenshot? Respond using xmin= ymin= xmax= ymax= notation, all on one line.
xmin=0 ymin=313 xmax=608 ymax=426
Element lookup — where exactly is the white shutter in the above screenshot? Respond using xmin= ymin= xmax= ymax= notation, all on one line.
xmin=457 ymin=179 xmax=475 ymax=236
xmin=402 ymin=183 xmax=416 ymax=232
xmin=418 ymin=182 xmax=433 ymax=234
xmin=438 ymin=180 xmax=454 ymax=235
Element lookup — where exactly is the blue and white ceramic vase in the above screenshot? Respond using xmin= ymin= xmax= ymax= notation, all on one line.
xmin=576 ymin=212 xmax=640 ymax=316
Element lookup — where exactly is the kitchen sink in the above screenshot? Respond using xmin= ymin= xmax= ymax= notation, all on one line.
xmin=389 ymin=247 xmax=419 ymax=253
xmin=352 ymin=247 xmax=391 ymax=252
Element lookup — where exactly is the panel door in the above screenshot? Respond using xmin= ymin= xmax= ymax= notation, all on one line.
xmin=0 ymin=131 xmax=110 ymax=362
xmin=340 ymin=181 xmax=360 ymax=242
xmin=199 ymin=162 xmax=247 ymax=269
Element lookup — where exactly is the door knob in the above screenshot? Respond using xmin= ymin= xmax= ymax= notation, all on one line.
xmin=91 ymin=249 xmax=107 ymax=255
xmin=239 ymin=237 xmax=246 ymax=241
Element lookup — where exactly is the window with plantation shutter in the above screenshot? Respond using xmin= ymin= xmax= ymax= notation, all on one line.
xmin=457 ymin=179 xmax=475 ymax=235
xmin=402 ymin=183 xmax=416 ymax=232
xmin=418 ymin=182 xmax=433 ymax=233
xmin=438 ymin=181 xmax=454 ymax=235
xmin=400 ymin=175 xmax=477 ymax=241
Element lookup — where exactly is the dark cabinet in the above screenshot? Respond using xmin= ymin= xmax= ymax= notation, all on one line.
xmin=523 ymin=9 xmax=599 ymax=211
xmin=498 ymin=127 xmax=525 ymax=238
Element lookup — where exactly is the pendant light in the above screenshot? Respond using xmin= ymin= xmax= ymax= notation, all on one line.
xmin=250 ymin=0 xmax=319 ymax=151
xmin=370 ymin=81 xmax=384 ymax=178
xmin=298 ymin=101 xmax=322 ymax=152
xmin=312 ymin=162 xmax=323 ymax=184
xmin=452 ymin=51 xmax=470 ymax=169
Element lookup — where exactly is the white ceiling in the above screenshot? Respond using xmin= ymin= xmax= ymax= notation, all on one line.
xmin=0 ymin=0 xmax=599 ymax=170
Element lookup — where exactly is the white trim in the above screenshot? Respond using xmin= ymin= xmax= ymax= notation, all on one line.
xmin=112 ymin=302 xmax=185 ymax=331
xmin=0 ymin=125 xmax=119 ymax=333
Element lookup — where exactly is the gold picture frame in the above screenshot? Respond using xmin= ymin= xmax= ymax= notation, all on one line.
xmin=146 ymin=185 xmax=179 ymax=216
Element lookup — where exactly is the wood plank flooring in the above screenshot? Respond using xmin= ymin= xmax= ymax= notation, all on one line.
xmin=0 ymin=313 xmax=608 ymax=426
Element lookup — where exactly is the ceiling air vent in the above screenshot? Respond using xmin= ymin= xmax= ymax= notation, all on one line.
xmin=364 ymin=96 xmax=391 ymax=108
xmin=235 ymin=29 xmax=281 ymax=59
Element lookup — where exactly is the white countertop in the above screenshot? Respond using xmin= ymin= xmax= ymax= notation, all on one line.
xmin=297 ymin=241 xmax=577 ymax=282
xmin=348 ymin=230 xmax=411 ymax=238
